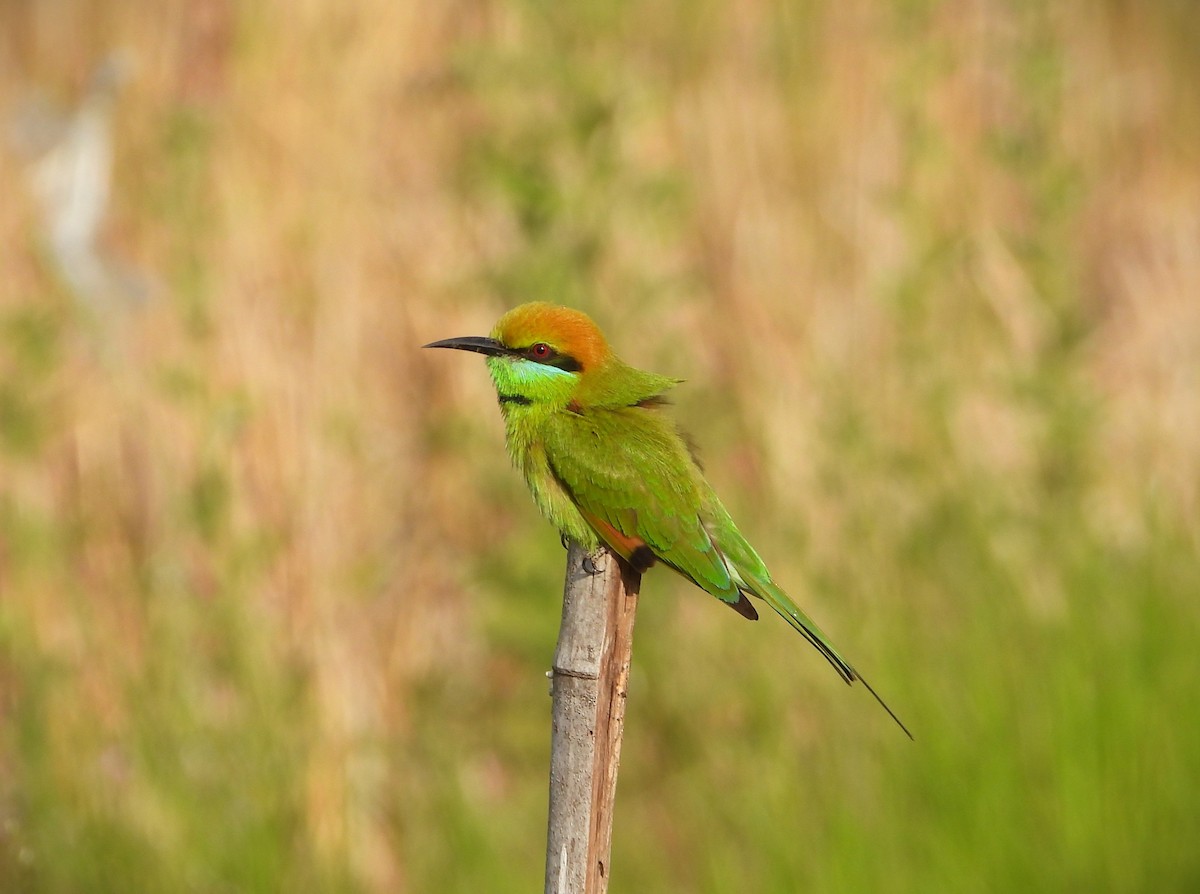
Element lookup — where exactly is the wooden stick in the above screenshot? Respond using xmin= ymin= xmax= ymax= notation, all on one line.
xmin=544 ymin=543 xmax=641 ymax=894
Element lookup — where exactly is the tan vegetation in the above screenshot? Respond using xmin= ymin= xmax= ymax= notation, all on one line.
xmin=1 ymin=1 xmax=1197 ymax=890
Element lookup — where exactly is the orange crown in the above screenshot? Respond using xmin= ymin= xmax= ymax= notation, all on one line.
xmin=491 ymin=303 xmax=612 ymax=371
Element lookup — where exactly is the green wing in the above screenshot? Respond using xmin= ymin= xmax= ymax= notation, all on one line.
xmin=543 ymin=405 xmax=861 ymax=684
xmin=542 ymin=407 xmax=751 ymax=613
xmin=544 ymin=406 xmax=914 ymax=736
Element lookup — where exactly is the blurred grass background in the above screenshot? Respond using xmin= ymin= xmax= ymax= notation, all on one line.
xmin=2 ymin=0 xmax=1199 ymax=891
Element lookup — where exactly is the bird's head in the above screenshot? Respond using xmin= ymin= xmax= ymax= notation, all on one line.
xmin=423 ymin=302 xmax=610 ymax=410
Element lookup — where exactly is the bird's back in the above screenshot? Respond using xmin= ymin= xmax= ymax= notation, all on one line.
xmin=541 ymin=401 xmax=759 ymax=610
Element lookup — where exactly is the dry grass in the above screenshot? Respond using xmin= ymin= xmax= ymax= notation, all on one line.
xmin=2 ymin=1 xmax=1198 ymax=891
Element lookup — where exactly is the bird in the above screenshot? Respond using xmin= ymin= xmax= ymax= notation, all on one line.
xmin=425 ymin=302 xmax=911 ymax=738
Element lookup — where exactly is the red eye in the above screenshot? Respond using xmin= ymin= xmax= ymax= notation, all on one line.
xmin=530 ymin=343 xmax=551 ymax=359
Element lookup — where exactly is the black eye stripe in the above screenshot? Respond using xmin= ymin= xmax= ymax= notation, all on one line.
xmin=519 ymin=344 xmax=583 ymax=372
xmin=545 ymin=354 xmax=583 ymax=372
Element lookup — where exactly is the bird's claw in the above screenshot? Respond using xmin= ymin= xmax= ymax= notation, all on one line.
xmin=559 ymin=534 xmax=601 ymax=574
xmin=582 ymin=552 xmax=601 ymax=575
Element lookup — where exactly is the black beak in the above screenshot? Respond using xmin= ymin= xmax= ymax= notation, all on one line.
xmin=422 ymin=336 xmax=512 ymax=357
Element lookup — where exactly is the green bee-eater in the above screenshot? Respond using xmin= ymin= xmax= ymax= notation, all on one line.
xmin=425 ymin=302 xmax=911 ymax=737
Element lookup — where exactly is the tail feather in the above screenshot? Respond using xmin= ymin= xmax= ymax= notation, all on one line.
xmin=856 ymin=672 xmax=914 ymax=741
xmin=757 ymin=581 xmax=855 ymax=683
xmin=756 ymin=581 xmax=913 ymax=740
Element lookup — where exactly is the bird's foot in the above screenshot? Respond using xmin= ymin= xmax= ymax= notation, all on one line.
xmin=560 ymin=532 xmax=571 ymax=551
xmin=582 ymin=550 xmax=605 ymax=576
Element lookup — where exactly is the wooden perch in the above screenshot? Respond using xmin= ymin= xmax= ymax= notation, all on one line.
xmin=544 ymin=542 xmax=642 ymax=894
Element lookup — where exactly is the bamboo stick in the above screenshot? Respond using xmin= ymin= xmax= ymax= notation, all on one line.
xmin=544 ymin=543 xmax=641 ymax=894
